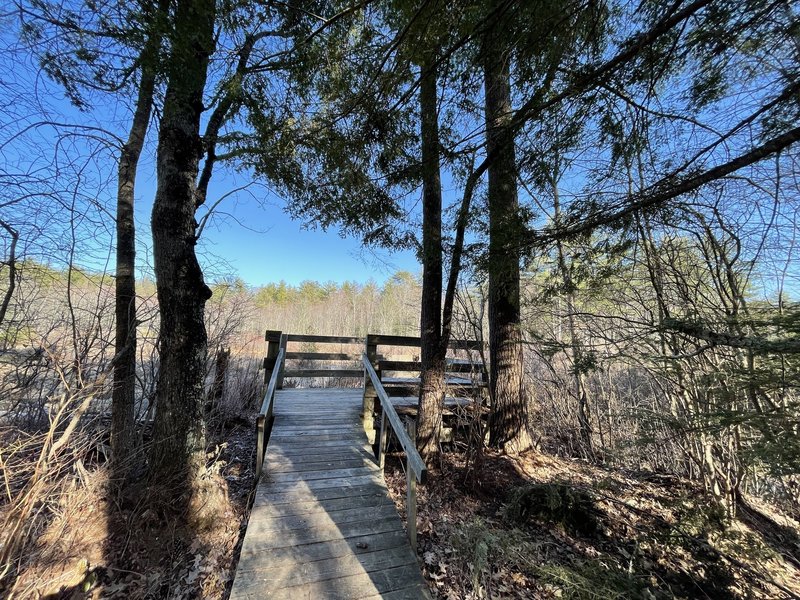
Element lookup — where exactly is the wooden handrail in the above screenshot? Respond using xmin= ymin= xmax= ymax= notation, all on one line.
xmin=287 ymin=333 xmax=363 ymax=344
xmin=256 ymin=347 xmax=285 ymax=478
xmin=281 ymin=334 xmax=363 ymax=381
xmin=362 ymin=354 xmax=427 ymax=550
xmin=366 ymin=333 xmax=485 ymax=351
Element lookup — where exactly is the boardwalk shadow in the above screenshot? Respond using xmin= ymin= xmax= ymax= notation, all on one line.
xmin=230 ymin=388 xmax=429 ymax=599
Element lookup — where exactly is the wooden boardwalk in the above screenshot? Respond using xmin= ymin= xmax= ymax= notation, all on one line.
xmin=230 ymin=388 xmax=431 ymax=600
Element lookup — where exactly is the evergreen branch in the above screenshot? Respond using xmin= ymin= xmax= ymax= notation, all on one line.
xmin=534 ymin=125 xmax=800 ymax=244
xmin=664 ymin=318 xmax=800 ymax=354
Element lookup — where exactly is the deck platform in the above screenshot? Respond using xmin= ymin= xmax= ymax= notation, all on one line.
xmin=230 ymin=388 xmax=431 ymax=599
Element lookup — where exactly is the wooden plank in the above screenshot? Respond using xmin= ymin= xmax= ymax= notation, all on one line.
xmin=236 ymin=528 xmax=412 ymax=571
xmin=248 ymin=504 xmax=400 ymax=536
xmin=382 ymin=376 xmax=473 ymax=385
xmin=446 ymin=338 xmax=485 ymax=351
xmin=266 ymin=446 xmax=374 ymax=459
xmin=255 ymin=482 xmax=389 ymax=506
xmin=384 ymin=384 xmax=484 ymax=397
xmin=268 ymin=441 xmax=368 ymax=450
xmin=231 ymin=563 xmax=428 ymax=599
xmin=264 ymin=466 xmax=381 ymax=484
xmin=269 ymin=434 xmax=366 ymax=444
xmin=285 ymin=351 xmax=361 ymax=361
xmin=277 ymin=412 xmax=362 ymax=418
xmin=250 ymin=494 xmax=395 ymax=520
xmin=390 ymin=396 xmax=473 ymax=408
xmin=278 ymin=404 xmax=363 ymax=410
xmin=260 ymin=474 xmax=386 ymax=494
xmin=287 ymin=334 xmax=364 ymax=344
xmin=233 ymin=545 xmax=418 ymax=590
xmin=367 ymin=334 xmax=421 ymax=347
xmin=379 ymin=360 xmax=421 ymax=372
xmin=287 ymin=563 xmax=427 ymax=599
xmin=269 ymin=428 xmax=366 ymax=437
xmin=241 ymin=514 xmax=404 ymax=551
xmin=377 ymin=359 xmax=487 ymax=375
xmin=367 ymin=333 xmax=484 ymax=351
xmin=237 ymin=531 xmax=408 ymax=572
xmin=265 ymin=458 xmax=379 ymax=474
xmin=363 ymin=583 xmax=432 ymax=599
xmin=277 ymin=419 xmax=359 ymax=427
xmin=283 ymin=369 xmax=364 ymax=378
xmin=265 ymin=457 xmax=376 ymax=471
xmin=274 ymin=419 xmax=362 ymax=427
xmin=267 ymin=443 xmax=374 ymax=456
xmin=385 ymin=385 xmax=420 ymax=397
xmin=270 ymin=425 xmax=363 ymax=435
xmin=446 ymin=363 xmax=486 ymax=374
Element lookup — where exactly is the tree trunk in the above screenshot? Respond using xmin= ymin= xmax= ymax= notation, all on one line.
xmin=483 ymin=23 xmax=531 ymax=453
xmin=112 ymin=0 xmax=168 ymax=472
xmin=148 ymin=0 xmax=216 ymax=486
xmin=207 ymin=346 xmax=230 ymax=415
xmin=0 ymin=220 xmax=18 ymax=331
xmin=416 ymin=52 xmax=446 ymax=460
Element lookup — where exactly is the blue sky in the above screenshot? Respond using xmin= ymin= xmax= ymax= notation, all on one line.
xmin=193 ymin=192 xmax=421 ymax=287
xmin=132 ymin=159 xmax=421 ymax=287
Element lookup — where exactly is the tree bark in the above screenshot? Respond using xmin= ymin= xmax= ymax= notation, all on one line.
xmin=112 ymin=0 xmax=168 ymax=472
xmin=148 ymin=0 xmax=216 ymax=485
xmin=0 ymin=220 xmax=18 ymax=331
xmin=416 ymin=52 xmax=445 ymax=460
xmin=483 ymin=21 xmax=531 ymax=453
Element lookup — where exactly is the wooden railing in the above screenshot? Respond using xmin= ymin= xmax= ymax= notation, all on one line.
xmin=256 ymin=347 xmax=285 ymax=478
xmin=361 ymin=333 xmax=487 ymax=438
xmin=265 ymin=331 xmax=363 ymax=381
xmin=362 ymin=354 xmax=427 ymax=550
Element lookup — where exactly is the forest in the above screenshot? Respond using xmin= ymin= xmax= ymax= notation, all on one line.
xmin=1 ymin=0 xmax=799 ymax=598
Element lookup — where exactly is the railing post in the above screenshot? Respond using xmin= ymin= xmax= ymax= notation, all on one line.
xmin=407 ymin=465 xmax=417 ymax=551
xmin=378 ymin=411 xmax=389 ymax=469
xmin=362 ymin=334 xmax=378 ymax=443
xmin=264 ymin=330 xmax=282 ymax=385
xmin=256 ymin=414 xmax=266 ymax=477
xmin=277 ymin=333 xmax=288 ymax=389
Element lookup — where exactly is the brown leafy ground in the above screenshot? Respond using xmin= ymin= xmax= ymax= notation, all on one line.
xmin=384 ymin=451 xmax=800 ymax=600
xmin=2 ymin=416 xmax=257 ymax=599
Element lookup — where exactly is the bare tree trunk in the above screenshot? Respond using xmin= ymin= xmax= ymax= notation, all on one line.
xmin=112 ymin=0 xmax=168 ymax=472
xmin=207 ymin=346 xmax=230 ymax=415
xmin=148 ymin=0 xmax=215 ymax=486
xmin=416 ymin=51 xmax=445 ymax=460
xmin=484 ymin=17 xmax=530 ymax=453
xmin=0 ymin=220 xmax=18 ymax=331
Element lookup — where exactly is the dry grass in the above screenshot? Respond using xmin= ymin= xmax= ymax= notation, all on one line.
xmin=0 ymin=368 xmax=259 ymax=600
xmin=0 ymin=427 xmax=257 ymax=599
